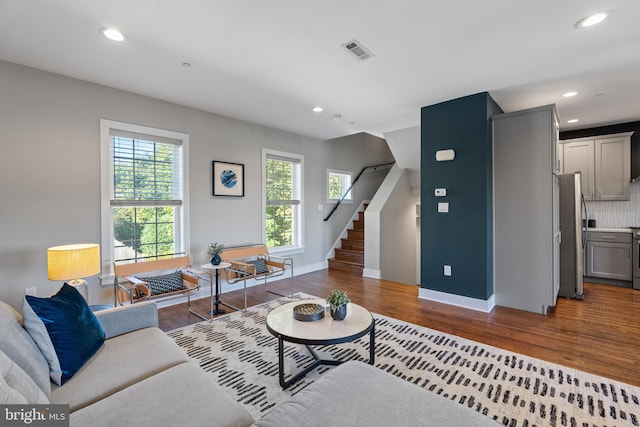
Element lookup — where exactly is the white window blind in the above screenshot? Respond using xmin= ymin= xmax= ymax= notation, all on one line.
xmin=109 ymin=130 xmax=183 ymax=206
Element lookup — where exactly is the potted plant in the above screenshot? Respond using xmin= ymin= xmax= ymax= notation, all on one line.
xmin=207 ymin=242 xmax=224 ymax=265
xmin=326 ymin=289 xmax=350 ymax=320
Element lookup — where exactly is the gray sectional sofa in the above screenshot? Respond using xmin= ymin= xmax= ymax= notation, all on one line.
xmin=1 ymin=299 xmax=499 ymax=427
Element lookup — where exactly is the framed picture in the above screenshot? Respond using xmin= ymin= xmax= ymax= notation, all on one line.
xmin=212 ymin=161 xmax=245 ymax=197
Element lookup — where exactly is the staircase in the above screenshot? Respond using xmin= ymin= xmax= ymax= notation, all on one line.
xmin=328 ymin=209 xmax=365 ymax=274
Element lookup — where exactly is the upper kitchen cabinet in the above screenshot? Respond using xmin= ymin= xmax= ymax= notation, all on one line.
xmin=562 ymin=139 xmax=595 ymax=200
xmin=553 ymin=115 xmax=562 ymax=174
xmin=561 ymin=132 xmax=633 ymax=201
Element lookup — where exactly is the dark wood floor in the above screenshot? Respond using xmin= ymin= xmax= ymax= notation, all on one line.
xmin=159 ymin=269 xmax=640 ymax=387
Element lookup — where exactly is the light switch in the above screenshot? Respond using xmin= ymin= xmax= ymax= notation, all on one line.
xmin=438 ymin=202 xmax=449 ymax=213
xmin=444 ymin=265 xmax=451 ymax=276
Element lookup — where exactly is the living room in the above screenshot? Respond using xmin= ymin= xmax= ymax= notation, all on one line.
xmin=2 ymin=2 xmax=640 ymax=426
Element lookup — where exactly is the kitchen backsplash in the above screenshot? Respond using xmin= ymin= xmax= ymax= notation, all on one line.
xmin=586 ymin=181 xmax=640 ymax=228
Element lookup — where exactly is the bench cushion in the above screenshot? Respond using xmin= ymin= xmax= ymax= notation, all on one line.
xmin=136 ymin=270 xmax=186 ymax=295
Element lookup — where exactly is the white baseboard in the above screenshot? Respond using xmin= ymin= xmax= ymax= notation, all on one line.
xmin=418 ymin=288 xmax=495 ymax=313
xmin=362 ymin=268 xmax=381 ymax=279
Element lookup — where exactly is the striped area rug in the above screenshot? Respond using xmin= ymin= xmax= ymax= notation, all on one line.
xmin=167 ymin=294 xmax=640 ymax=426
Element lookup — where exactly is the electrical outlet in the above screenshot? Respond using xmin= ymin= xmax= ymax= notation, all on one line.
xmin=25 ymin=287 xmax=37 ymax=296
xmin=443 ymin=265 xmax=452 ymax=276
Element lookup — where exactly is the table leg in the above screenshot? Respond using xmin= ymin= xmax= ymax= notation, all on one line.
xmin=209 ymin=269 xmax=225 ymax=315
xmin=278 ymin=336 xmax=286 ymax=388
xmin=369 ymin=319 xmax=376 ymax=365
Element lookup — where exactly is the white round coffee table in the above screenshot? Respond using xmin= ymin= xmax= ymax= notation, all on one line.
xmin=266 ymin=298 xmax=375 ymax=389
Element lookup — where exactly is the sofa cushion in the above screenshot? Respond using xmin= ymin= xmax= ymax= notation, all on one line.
xmin=23 ymin=283 xmax=105 ymax=386
xmin=70 ymin=362 xmax=254 ymax=427
xmin=252 ymin=361 xmax=501 ymax=427
xmin=0 ymin=301 xmax=51 ymax=397
xmin=51 ymin=327 xmax=190 ymax=412
xmin=136 ymin=270 xmax=185 ymax=295
xmin=0 ymin=350 xmax=49 ymax=404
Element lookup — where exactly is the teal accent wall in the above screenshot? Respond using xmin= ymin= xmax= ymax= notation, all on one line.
xmin=420 ymin=92 xmax=502 ymax=300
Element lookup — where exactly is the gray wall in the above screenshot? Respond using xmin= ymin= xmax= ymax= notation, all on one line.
xmin=0 ymin=60 xmax=392 ymax=308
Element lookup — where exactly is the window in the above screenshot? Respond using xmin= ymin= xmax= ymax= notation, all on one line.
xmin=327 ymin=169 xmax=353 ymax=202
xmin=100 ymin=120 xmax=189 ymax=279
xmin=262 ymin=149 xmax=303 ymax=253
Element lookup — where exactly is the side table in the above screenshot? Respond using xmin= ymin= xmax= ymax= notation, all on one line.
xmin=189 ymin=262 xmax=231 ymax=321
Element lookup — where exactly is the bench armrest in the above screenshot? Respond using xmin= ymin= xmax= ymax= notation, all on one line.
xmin=125 ymin=275 xmax=147 ymax=285
xmin=181 ymin=267 xmax=205 ymax=277
xmin=95 ymin=301 xmax=159 ymax=339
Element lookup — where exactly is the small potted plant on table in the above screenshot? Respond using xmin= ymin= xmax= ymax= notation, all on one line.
xmin=326 ymin=289 xmax=350 ymax=320
xmin=207 ymin=242 xmax=224 ymax=265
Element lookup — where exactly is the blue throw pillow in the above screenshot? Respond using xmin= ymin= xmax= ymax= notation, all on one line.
xmin=22 ymin=283 xmax=105 ymax=386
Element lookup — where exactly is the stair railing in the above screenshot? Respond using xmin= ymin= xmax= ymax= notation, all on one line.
xmin=324 ymin=161 xmax=395 ymax=221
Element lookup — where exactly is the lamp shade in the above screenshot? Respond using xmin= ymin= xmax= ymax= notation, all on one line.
xmin=47 ymin=244 xmax=100 ymax=281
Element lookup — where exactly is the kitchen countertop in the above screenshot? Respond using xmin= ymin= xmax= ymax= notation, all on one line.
xmin=587 ymin=227 xmax=633 ymax=233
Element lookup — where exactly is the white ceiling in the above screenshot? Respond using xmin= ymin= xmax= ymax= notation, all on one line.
xmin=1 ymin=0 xmax=639 ymax=140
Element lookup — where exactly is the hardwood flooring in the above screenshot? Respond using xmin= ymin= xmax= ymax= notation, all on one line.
xmin=159 ymin=269 xmax=640 ymax=388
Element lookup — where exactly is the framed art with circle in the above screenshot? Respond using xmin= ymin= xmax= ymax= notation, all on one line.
xmin=212 ymin=160 xmax=244 ymax=197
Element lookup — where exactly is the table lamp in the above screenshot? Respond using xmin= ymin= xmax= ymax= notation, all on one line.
xmin=47 ymin=244 xmax=100 ymax=301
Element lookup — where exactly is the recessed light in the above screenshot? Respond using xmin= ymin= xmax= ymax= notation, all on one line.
xmin=563 ymin=91 xmax=578 ymax=98
xmin=576 ymin=11 xmax=611 ymax=28
xmin=568 ymin=119 xmax=580 ymax=124
xmin=100 ymin=27 xmax=125 ymax=42
xmin=312 ymin=106 xmax=323 ymax=113
xmin=333 ymin=114 xmax=343 ymax=121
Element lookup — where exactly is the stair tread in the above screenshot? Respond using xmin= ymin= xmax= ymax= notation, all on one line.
xmin=329 ymin=258 xmax=364 ymax=266
xmin=336 ymin=248 xmax=363 ymax=254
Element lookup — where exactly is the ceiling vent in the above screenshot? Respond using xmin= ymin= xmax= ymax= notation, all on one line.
xmin=342 ymin=39 xmax=374 ymax=61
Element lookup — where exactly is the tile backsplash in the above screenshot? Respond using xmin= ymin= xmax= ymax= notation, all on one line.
xmin=586 ymin=181 xmax=640 ymax=228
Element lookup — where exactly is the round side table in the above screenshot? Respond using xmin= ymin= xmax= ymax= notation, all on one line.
xmin=191 ymin=262 xmax=231 ymax=320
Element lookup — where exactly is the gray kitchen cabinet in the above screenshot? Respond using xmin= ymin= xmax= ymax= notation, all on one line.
xmin=553 ymin=116 xmax=562 ymax=174
xmin=561 ymin=132 xmax=632 ymax=201
xmin=586 ymin=231 xmax=632 ymax=281
xmin=493 ymin=104 xmax=559 ymax=314
xmin=595 ymin=135 xmax=631 ymax=200
xmin=562 ymin=140 xmax=595 ymax=200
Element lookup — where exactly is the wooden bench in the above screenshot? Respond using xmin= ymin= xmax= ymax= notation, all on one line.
xmin=221 ymin=244 xmax=294 ymax=311
xmin=113 ymin=255 xmax=202 ymax=317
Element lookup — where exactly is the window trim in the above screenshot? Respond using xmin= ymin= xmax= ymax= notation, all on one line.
xmin=261 ymin=148 xmax=304 ymax=255
xmin=100 ymin=119 xmax=190 ymax=283
xmin=326 ymin=168 xmax=353 ymax=203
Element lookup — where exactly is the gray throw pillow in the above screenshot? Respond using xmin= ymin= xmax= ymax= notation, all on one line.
xmin=0 ymin=301 xmax=51 ymax=397
xmin=0 ymin=349 xmax=49 ymax=404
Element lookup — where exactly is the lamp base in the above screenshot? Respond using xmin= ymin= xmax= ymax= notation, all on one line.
xmin=67 ymin=279 xmax=89 ymax=302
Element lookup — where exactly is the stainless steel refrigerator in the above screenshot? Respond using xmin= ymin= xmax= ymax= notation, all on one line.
xmin=558 ymin=172 xmax=587 ymax=299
